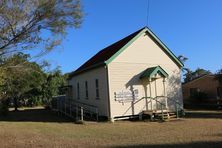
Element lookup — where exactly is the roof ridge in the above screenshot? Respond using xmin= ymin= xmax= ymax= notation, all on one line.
xmin=69 ymin=26 xmax=183 ymax=79
xmin=182 ymin=74 xmax=213 ymax=85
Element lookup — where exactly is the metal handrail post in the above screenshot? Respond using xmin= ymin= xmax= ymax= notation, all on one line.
xmin=80 ymin=106 xmax=84 ymax=121
xmin=96 ymin=108 xmax=98 ymax=121
xmin=70 ymin=103 xmax=72 ymax=117
xmin=161 ymin=105 xmax=164 ymax=121
xmin=176 ymin=100 xmax=179 ymax=118
xmin=76 ymin=105 xmax=78 ymax=121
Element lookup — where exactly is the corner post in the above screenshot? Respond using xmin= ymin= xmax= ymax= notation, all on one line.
xmin=80 ymin=106 xmax=84 ymax=121
xmin=149 ymin=78 xmax=152 ymax=111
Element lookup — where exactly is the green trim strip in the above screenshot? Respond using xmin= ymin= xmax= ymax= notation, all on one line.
xmin=140 ymin=66 xmax=169 ymax=79
xmin=105 ymin=27 xmax=184 ymax=68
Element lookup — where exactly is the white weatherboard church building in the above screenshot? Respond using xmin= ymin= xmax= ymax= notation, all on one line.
xmin=67 ymin=27 xmax=184 ymax=121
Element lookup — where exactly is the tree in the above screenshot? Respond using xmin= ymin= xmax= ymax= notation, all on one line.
xmin=0 ymin=0 xmax=82 ymax=104
xmin=0 ymin=53 xmax=68 ymax=111
xmin=0 ymin=53 xmax=46 ymax=111
xmin=178 ymin=55 xmax=188 ymax=64
xmin=183 ymin=68 xmax=193 ymax=83
xmin=42 ymin=67 xmax=67 ymax=106
xmin=183 ymin=68 xmax=211 ymax=83
xmin=178 ymin=55 xmax=192 ymax=83
xmin=178 ymin=55 xmax=211 ymax=83
xmin=192 ymin=68 xmax=211 ymax=78
xmin=217 ymin=69 xmax=222 ymax=74
xmin=0 ymin=0 xmax=82 ymax=57
xmin=0 ymin=53 xmax=68 ymax=112
xmin=215 ymin=69 xmax=222 ymax=86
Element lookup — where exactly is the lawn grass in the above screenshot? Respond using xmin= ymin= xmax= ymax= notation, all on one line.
xmin=0 ymin=108 xmax=222 ymax=147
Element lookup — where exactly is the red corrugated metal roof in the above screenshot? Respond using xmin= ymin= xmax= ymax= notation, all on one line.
xmin=69 ymin=26 xmax=184 ymax=79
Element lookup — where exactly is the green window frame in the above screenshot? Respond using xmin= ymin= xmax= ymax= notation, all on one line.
xmin=77 ymin=82 xmax=80 ymax=99
xmin=85 ymin=81 xmax=88 ymax=99
xmin=95 ymin=79 xmax=100 ymax=99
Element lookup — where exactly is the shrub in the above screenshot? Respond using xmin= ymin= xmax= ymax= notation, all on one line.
xmin=0 ymin=102 xmax=9 ymax=116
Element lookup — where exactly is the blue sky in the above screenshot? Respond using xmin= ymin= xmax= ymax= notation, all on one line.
xmin=41 ymin=0 xmax=222 ymax=74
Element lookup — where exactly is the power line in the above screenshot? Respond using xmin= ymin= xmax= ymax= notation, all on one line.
xmin=146 ymin=0 xmax=150 ymax=27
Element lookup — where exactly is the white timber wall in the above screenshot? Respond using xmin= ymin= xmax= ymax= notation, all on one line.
xmin=68 ymin=66 xmax=109 ymax=117
xmin=107 ymin=32 xmax=183 ymax=118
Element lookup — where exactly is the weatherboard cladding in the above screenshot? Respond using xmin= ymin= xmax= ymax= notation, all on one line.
xmin=69 ymin=27 xmax=183 ymax=79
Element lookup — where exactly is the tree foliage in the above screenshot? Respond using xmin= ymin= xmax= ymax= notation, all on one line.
xmin=0 ymin=1 xmax=82 ymax=112
xmin=178 ymin=55 xmax=212 ymax=83
xmin=0 ymin=53 xmax=67 ymax=111
xmin=0 ymin=0 xmax=82 ymax=57
xmin=215 ymin=68 xmax=222 ymax=86
xmin=42 ymin=68 xmax=67 ymax=106
xmin=183 ymin=68 xmax=211 ymax=83
xmin=178 ymin=55 xmax=188 ymax=64
xmin=0 ymin=53 xmax=46 ymax=110
xmin=183 ymin=68 xmax=193 ymax=83
xmin=178 ymin=55 xmax=192 ymax=83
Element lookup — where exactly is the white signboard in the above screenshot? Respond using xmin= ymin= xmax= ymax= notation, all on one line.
xmin=114 ymin=89 xmax=139 ymax=102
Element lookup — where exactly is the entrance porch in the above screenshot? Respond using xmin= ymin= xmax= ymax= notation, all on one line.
xmin=138 ymin=66 xmax=182 ymax=120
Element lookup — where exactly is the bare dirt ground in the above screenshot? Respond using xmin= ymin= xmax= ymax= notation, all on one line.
xmin=0 ymin=108 xmax=222 ymax=148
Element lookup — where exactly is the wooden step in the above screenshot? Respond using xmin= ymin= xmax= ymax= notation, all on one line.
xmin=169 ymin=112 xmax=176 ymax=115
xmin=142 ymin=110 xmax=154 ymax=115
xmin=154 ymin=112 xmax=177 ymax=120
xmin=142 ymin=110 xmax=179 ymax=121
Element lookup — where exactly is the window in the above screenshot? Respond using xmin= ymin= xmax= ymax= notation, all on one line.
xmin=85 ymin=81 xmax=88 ymax=99
xmin=190 ymin=88 xmax=199 ymax=99
xmin=68 ymin=86 xmax=73 ymax=100
xmin=95 ymin=79 xmax=100 ymax=99
xmin=77 ymin=83 xmax=80 ymax=99
xmin=217 ymin=87 xmax=222 ymax=98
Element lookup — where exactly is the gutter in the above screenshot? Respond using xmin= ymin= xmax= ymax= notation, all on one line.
xmin=68 ymin=62 xmax=105 ymax=80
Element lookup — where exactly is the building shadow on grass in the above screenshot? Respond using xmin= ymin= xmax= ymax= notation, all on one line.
xmin=0 ymin=108 xmax=73 ymax=123
xmin=112 ymin=141 xmax=222 ymax=148
xmin=185 ymin=110 xmax=222 ymax=119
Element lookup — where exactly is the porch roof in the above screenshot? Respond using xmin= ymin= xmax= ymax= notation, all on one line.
xmin=140 ymin=66 xmax=168 ymax=79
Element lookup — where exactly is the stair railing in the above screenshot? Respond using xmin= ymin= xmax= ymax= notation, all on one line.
xmin=126 ymin=95 xmax=183 ymax=120
xmin=152 ymin=97 xmax=167 ymax=120
xmin=136 ymin=96 xmax=167 ymax=120
xmin=152 ymin=96 xmax=183 ymax=117
xmin=165 ymin=97 xmax=183 ymax=118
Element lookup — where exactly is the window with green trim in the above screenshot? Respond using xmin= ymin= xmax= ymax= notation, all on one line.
xmin=77 ymin=82 xmax=80 ymax=99
xmin=85 ymin=81 xmax=88 ymax=99
xmin=95 ymin=79 xmax=100 ymax=99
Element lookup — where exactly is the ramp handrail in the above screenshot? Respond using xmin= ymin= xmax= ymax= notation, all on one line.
xmin=52 ymin=96 xmax=99 ymax=121
xmin=134 ymin=96 xmax=167 ymax=120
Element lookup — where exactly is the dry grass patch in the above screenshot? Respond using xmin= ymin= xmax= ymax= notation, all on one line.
xmin=0 ymin=108 xmax=222 ymax=147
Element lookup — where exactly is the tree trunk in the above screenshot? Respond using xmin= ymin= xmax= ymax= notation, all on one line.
xmin=14 ymin=97 xmax=18 ymax=111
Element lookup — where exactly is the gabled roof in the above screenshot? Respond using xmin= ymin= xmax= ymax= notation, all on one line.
xmin=140 ymin=66 xmax=168 ymax=79
xmin=182 ymin=74 xmax=215 ymax=85
xmin=69 ymin=27 xmax=183 ymax=79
